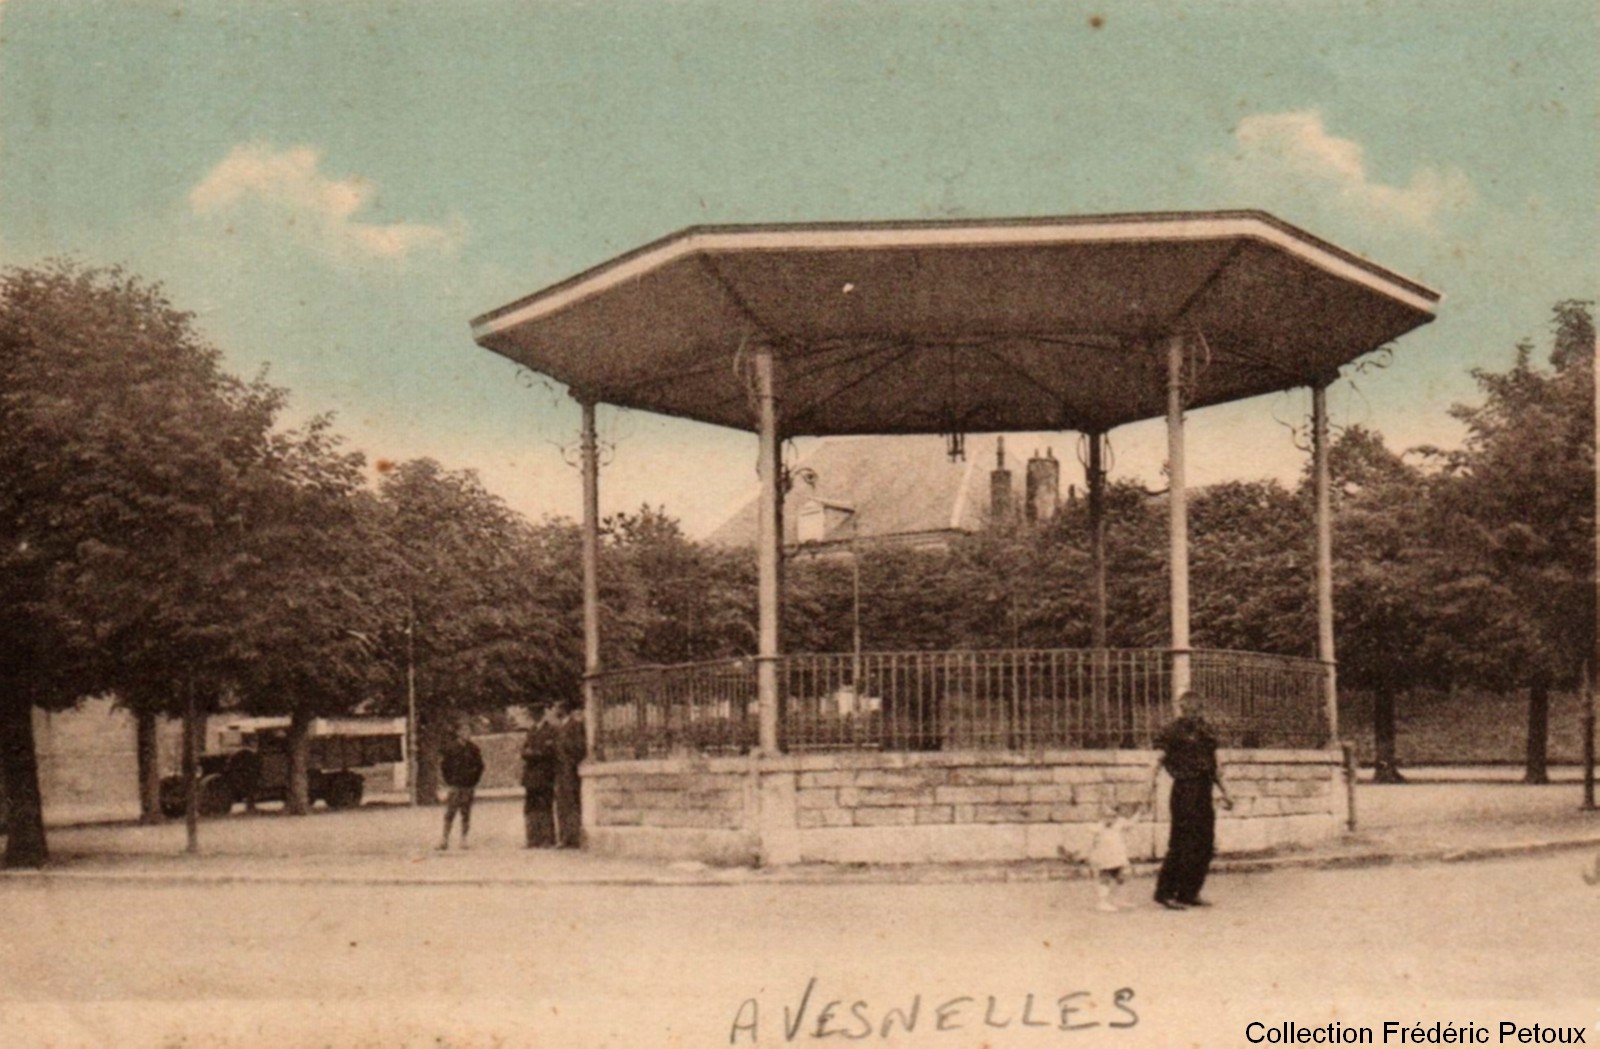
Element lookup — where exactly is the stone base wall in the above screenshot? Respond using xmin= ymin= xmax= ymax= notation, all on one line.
xmin=584 ymin=759 xmax=761 ymax=865
xmin=583 ymin=748 xmax=1346 ymax=867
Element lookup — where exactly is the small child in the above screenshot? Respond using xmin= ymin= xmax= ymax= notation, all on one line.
xmin=1060 ymin=802 xmax=1141 ymax=911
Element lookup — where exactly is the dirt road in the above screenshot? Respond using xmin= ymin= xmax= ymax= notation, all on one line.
xmin=5 ymin=849 xmax=1598 ymax=1047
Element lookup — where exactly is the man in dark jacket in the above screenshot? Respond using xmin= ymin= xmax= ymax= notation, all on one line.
xmin=554 ymin=700 xmax=586 ymax=848
xmin=521 ymin=706 xmax=560 ymax=848
xmin=1151 ymin=690 xmax=1233 ymax=909
xmin=226 ymin=741 xmax=262 ymax=814
xmin=437 ymin=722 xmax=485 ymax=851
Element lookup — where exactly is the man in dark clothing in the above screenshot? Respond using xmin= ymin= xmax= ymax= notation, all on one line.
xmin=1151 ymin=690 xmax=1232 ymax=909
xmin=437 ymin=723 xmax=485 ymax=851
xmin=521 ymin=706 xmax=561 ymax=848
xmin=226 ymin=742 xmax=262 ymax=814
xmin=553 ymin=700 xmax=586 ymax=848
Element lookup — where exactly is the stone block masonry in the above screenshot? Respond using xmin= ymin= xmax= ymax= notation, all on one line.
xmin=582 ymin=748 xmax=1346 ymax=866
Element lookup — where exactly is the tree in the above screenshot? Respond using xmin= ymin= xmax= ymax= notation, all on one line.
xmin=605 ymin=506 xmax=753 ymax=664
xmin=64 ymin=369 xmax=307 ymax=824
xmin=851 ymin=544 xmax=966 ymax=652
xmin=1314 ymin=426 xmax=1457 ymax=781
xmin=1190 ymin=479 xmax=1313 ymax=657
xmin=377 ymin=459 xmax=578 ymax=802
xmin=1047 ymin=481 xmax=1169 ymax=650
xmin=224 ymin=431 xmax=388 ymax=815
xmin=945 ymin=525 xmax=1067 ymax=650
xmin=1430 ymin=301 xmax=1596 ymax=783
xmin=0 ymin=263 xmax=278 ymax=863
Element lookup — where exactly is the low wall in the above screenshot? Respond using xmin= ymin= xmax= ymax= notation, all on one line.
xmin=583 ymin=748 xmax=1347 ymax=866
xmin=583 ymin=760 xmax=761 ymax=865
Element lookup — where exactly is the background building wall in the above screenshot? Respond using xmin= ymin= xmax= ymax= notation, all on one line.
xmin=32 ymin=697 xmax=144 ymax=824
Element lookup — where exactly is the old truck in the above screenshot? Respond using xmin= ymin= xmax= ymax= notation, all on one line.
xmin=159 ymin=716 xmax=407 ymax=817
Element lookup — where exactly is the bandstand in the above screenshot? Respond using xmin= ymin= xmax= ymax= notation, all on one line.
xmin=471 ymin=212 xmax=1439 ymax=866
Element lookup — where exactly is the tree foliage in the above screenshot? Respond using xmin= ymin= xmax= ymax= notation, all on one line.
xmin=376 ymin=459 xmax=581 ymax=800
xmin=604 ymin=505 xmax=753 ymax=664
xmin=1427 ymin=301 xmax=1595 ymax=781
xmin=0 ymin=263 xmax=287 ymax=862
xmin=1190 ymin=480 xmax=1313 ymax=656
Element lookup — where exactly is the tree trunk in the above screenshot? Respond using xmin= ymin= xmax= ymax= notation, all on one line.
xmin=1 ymin=695 xmax=48 ymax=869
xmin=136 ymin=706 xmax=162 ymax=824
xmin=1371 ymin=685 xmax=1405 ymax=784
xmin=1583 ymin=692 xmax=1596 ymax=810
xmin=414 ymin=712 xmax=441 ymax=806
xmin=286 ymin=705 xmax=312 ymax=815
xmin=1584 ymin=660 xmax=1596 ymax=811
xmin=1524 ymin=677 xmax=1551 ymax=785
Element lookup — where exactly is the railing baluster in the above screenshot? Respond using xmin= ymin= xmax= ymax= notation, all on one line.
xmin=587 ymin=648 xmax=1324 ymax=759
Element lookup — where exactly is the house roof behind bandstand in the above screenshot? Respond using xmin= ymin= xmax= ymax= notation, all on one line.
xmin=706 ymin=434 xmax=1012 ymax=548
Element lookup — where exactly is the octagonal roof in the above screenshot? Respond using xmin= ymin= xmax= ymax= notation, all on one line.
xmin=471 ymin=211 xmax=1439 ymax=436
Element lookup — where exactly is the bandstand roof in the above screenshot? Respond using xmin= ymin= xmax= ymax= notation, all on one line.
xmin=471 ymin=211 xmax=1439 ymax=436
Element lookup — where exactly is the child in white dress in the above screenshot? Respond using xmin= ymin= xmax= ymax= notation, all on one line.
xmin=1083 ymin=802 xmax=1139 ymax=911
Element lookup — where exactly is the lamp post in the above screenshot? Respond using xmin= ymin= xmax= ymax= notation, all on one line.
xmin=846 ymin=508 xmax=862 ymax=685
xmin=1588 ymin=357 xmax=1598 ymax=810
xmin=404 ymin=600 xmax=418 ymax=807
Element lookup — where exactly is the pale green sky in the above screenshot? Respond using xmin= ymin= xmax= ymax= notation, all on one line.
xmin=2 ymin=0 xmax=1594 ymax=534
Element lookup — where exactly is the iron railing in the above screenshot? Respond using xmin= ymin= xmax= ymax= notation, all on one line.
xmin=594 ymin=658 xmax=757 ymax=759
xmin=1190 ymin=649 xmax=1330 ymax=748
xmin=782 ymin=649 xmax=1171 ymax=752
xmin=592 ymin=648 xmax=1328 ymax=760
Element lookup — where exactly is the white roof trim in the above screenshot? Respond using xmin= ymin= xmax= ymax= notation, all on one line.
xmin=474 ymin=216 xmax=1440 ymax=341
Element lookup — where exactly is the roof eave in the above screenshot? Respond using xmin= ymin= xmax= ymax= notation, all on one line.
xmin=469 ymin=210 xmax=1441 ymax=343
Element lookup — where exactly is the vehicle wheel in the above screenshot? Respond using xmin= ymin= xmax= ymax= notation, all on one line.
xmin=325 ymin=773 xmax=364 ymax=810
xmin=158 ymin=777 xmax=186 ymax=819
xmin=197 ymin=773 xmax=234 ymax=817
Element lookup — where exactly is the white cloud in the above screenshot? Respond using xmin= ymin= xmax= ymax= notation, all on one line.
xmin=1214 ymin=111 xmax=1475 ymax=229
xmin=189 ymin=143 xmax=464 ymax=262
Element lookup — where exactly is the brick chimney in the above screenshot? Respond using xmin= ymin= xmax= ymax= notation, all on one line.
xmin=990 ymin=436 xmax=1014 ymax=524
xmin=1025 ymin=447 xmax=1060 ymax=524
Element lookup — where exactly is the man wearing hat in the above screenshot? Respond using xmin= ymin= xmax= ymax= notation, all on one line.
xmin=521 ymin=705 xmax=561 ymax=848
xmin=553 ymin=699 xmax=586 ymax=848
xmin=1151 ymin=690 xmax=1232 ymax=909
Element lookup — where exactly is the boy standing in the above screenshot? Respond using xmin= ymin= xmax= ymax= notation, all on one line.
xmin=438 ymin=722 xmax=485 ymax=851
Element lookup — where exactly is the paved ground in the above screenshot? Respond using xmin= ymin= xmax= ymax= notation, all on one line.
xmin=4 ymin=850 xmax=1599 ymax=1047
xmin=5 ymin=779 xmax=1599 ymax=1047
xmin=1370 ymin=764 xmax=1589 ymax=784
xmin=15 ymin=776 xmax=1600 ymax=887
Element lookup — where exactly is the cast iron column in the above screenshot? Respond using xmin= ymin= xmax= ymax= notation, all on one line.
xmin=1589 ymin=353 xmax=1599 ymax=809
xmin=579 ymin=397 xmax=601 ymax=757
xmin=1088 ymin=431 xmax=1108 ymax=649
xmin=754 ymin=344 xmax=783 ymax=753
xmin=1312 ymin=381 xmax=1338 ymax=743
xmin=1166 ymin=335 xmax=1191 ymax=703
